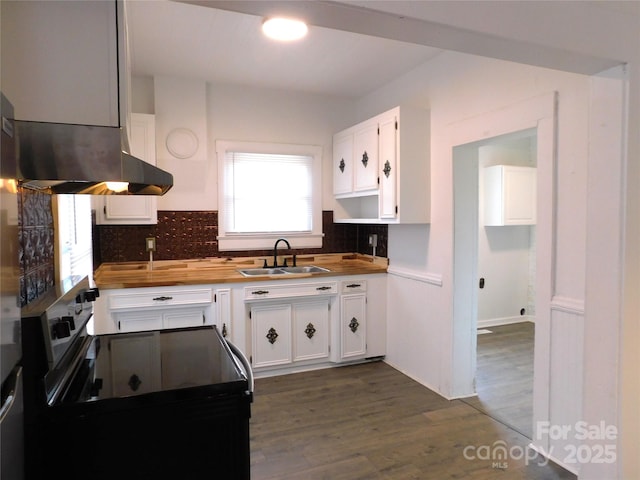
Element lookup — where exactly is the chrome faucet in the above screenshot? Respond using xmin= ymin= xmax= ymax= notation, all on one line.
xmin=266 ymin=237 xmax=295 ymax=268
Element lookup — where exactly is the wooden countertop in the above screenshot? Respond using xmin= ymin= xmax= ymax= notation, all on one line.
xmin=93 ymin=253 xmax=388 ymax=290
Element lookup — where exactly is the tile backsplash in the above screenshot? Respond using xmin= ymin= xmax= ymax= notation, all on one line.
xmin=95 ymin=210 xmax=387 ymax=265
xmin=18 ymin=188 xmax=55 ymax=306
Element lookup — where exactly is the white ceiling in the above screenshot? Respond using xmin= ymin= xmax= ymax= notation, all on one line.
xmin=127 ymin=0 xmax=442 ymax=98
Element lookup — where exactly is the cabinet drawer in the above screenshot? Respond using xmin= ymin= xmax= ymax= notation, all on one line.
xmin=109 ymin=288 xmax=213 ymax=310
xmin=244 ymin=282 xmax=337 ymax=301
xmin=341 ymin=280 xmax=367 ymax=294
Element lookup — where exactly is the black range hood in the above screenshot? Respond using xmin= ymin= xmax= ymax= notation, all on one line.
xmin=15 ymin=120 xmax=173 ymax=195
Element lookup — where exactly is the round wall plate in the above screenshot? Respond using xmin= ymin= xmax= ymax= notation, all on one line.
xmin=166 ymin=128 xmax=199 ymax=159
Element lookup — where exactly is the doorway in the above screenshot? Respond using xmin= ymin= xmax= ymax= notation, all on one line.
xmin=453 ymin=130 xmax=538 ymax=437
xmin=449 ymin=93 xmax=557 ymax=443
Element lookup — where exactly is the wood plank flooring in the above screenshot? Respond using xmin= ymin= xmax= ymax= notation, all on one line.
xmin=250 ymin=360 xmax=574 ymax=479
xmin=465 ymin=323 xmax=534 ymax=438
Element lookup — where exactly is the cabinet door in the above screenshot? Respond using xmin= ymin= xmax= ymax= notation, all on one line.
xmin=484 ymin=165 xmax=536 ymax=226
xmin=1 ymin=1 xmax=120 ymax=126
xmin=378 ymin=113 xmax=397 ymax=219
xmin=353 ymin=121 xmax=379 ymax=192
xmin=292 ymin=300 xmax=329 ymax=362
xmin=341 ymin=294 xmax=367 ymax=359
xmin=163 ymin=307 xmax=207 ymax=329
xmin=333 ymin=133 xmax=353 ymax=195
xmin=110 ymin=332 xmax=161 ymax=396
xmin=115 ymin=311 xmax=163 ymax=333
xmin=215 ymin=288 xmax=232 ymax=339
xmin=251 ymin=304 xmax=292 ymax=369
xmin=503 ymin=167 xmax=536 ymax=224
xmin=97 ymin=113 xmax=157 ymax=225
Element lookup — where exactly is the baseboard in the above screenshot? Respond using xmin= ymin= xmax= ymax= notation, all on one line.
xmin=477 ymin=316 xmax=535 ymax=329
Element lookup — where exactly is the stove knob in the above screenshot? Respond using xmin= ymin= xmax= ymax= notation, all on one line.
xmin=52 ymin=321 xmax=71 ymax=339
xmin=90 ymin=378 xmax=103 ymax=397
xmin=61 ymin=315 xmax=76 ymax=330
xmin=84 ymin=288 xmax=99 ymax=302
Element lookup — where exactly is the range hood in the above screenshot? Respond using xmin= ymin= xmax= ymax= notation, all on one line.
xmin=14 ymin=120 xmax=173 ymax=195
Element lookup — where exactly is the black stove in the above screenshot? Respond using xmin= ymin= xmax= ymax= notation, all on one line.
xmin=22 ymin=276 xmax=252 ymax=480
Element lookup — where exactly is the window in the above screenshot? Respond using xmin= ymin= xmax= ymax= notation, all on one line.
xmin=54 ymin=195 xmax=93 ymax=288
xmin=216 ymin=141 xmax=323 ymax=251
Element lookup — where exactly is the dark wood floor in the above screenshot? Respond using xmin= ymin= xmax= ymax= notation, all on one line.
xmin=250 ymin=359 xmax=574 ymax=479
xmin=465 ymin=323 xmax=534 ymax=438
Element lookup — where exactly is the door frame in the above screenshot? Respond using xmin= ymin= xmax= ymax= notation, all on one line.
xmin=448 ymin=93 xmax=558 ymax=436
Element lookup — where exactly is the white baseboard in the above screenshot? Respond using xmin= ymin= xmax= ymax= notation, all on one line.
xmin=477 ymin=315 xmax=535 ymax=329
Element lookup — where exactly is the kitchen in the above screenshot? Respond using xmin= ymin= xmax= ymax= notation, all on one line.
xmin=1 ymin=1 xmax=638 ymax=479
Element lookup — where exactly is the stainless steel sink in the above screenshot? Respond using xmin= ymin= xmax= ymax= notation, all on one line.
xmin=237 ymin=268 xmax=288 ymax=277
xmin=237 ymin=265 xmax=331 ymax=277
xmin=280 ymin=266 xmax=330 ymax=274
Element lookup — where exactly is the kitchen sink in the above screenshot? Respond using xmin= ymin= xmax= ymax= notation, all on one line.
xmin=280 ymin=266 xmax=330 ymax=274
xmin=237 ymin=265 xmax=331 ymax=277
xmin=237 ymin=268 xmax=288 ymax=276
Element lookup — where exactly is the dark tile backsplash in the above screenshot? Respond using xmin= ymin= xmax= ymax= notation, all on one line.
xmin=15 ymin=192 xmax=386 ymax=305
xmin=95 ymin=210 xmax=387 ymax=265
xmin=18 ymin=188 xmax=55 ymax=306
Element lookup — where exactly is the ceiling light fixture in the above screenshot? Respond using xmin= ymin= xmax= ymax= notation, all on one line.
xmin=262 ymin=17 xmax=308 ymax=41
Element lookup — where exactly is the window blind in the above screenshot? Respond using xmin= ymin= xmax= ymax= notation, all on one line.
xmin=222 ymin=151 xmax=313 ymax=234
xmin=57 ymin=195 xmax=93 ymax=285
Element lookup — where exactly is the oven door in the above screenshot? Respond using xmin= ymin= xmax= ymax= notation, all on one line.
xmin=32 ymin=326 xmax=251 ymax=480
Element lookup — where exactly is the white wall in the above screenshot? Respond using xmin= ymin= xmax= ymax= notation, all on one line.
xmin=478 ymin=142 xmax=536 ymax=325
xmin=138 ymin=78 xmax=357 ymax=212
xmin=154 ymin=76 xmax=210 ymax=211
xmin=207 ymin=83 xmax=356 ymax=212
xmin=362 ymin=53 xmax=599 ymax=474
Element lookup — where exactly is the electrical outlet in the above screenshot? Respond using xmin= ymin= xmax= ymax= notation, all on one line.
xmin=368 ymin=234 xmax=378 ymax=247
xmin=145 ymin=237 xmax=156 ymax=252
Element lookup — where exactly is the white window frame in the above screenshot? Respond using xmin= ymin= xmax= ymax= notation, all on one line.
xmin=216 ymin=140 xmax=323 ymax=251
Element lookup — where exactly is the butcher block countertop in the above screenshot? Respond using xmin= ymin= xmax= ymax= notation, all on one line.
xmin=93 ymin=253 xmax=388 ymax=290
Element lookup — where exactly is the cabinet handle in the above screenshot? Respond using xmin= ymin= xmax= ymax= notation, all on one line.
xmin=339 ymin=158 xmax=345 ymax=173
xmin=305 ymin=323 xmax=316 ymax=339
xmin=266 ymin=327 xmax=279 ymax=344
xmin=346 ymin=283 xmax=361 ymax=289
xmin=348 ymin=317 xmax=360 ymax=333
xmin=152 ymin=296 xmax=173 ymax=301
xmin=252 ymin=290 xmax=270 ymax=295
xmin=361 ymin=151 xmax=369 ymax=167
xmin=128 ymin=374 xmax=142 ymax=392
xmin=383 ymin=160 xmax=392 ymax=178
xmin=316 ymin=286 xmax=332 ymax=291
xmin=222 ymin=323 xmax=228 ymax=338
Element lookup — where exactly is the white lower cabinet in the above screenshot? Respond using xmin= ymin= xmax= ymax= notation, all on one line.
xmin=243 ymin=275 xmax=385 ymax=374
xmin=250 ymin=298 xmax=331 ymax=370
xmin=109 ymin=332 xmax=161 ymax=396
xmin=94 ymin=285 xmax=216 ymax=334
xmin=251 ymin=303 xmax=293 ymax=369
xmin=340 ymin=293 xmax=366 ymax=360
xmin=293 ymin=300 xmax=330 ymax=362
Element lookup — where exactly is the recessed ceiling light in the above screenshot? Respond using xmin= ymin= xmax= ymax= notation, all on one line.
xmin=262 ymin=17 xmax=308 ymax=41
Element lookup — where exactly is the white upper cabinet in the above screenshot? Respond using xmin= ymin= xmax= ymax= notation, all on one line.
xmin=332 ymin=106 xmax=430 ymax=224
xmin=333 ymin=132 xmax=354 ymax=195
xmin=96 ymin=114 xmax=158 ymax=224
xmin=483 ymin=165 xmax=537 ymax=226
xmin=1 ymin=0 xmax=128 ymax=127
xmin=378 ymin=111 xmax=398 ymax=220
xmin=353 ymin=119 xmax=379 ymax=192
